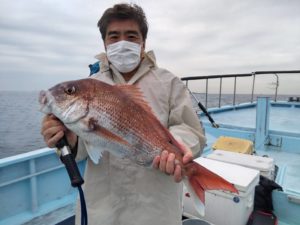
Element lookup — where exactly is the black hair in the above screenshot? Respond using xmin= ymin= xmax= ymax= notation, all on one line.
xmin=97 ymin=3 xmax=148 ymax=41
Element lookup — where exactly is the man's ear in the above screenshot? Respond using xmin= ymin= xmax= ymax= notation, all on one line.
xmin=141 ymin=42 xmax=146 ymax=58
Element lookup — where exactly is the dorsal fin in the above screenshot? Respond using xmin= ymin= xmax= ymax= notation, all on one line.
xmin=116 ymin=84 xmax=154 ymax=115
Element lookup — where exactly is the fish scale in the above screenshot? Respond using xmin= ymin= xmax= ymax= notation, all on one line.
xmin=100 ymin=95 xmax=161 ymax=157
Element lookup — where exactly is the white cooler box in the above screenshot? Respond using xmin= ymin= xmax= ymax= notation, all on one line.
xmin=183 ymin=157 xmax=260 ymax=225
xmin=207 ymin=150 xmax=275 ymax=180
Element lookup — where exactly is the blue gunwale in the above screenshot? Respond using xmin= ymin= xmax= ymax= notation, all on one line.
xmin=0 ymin=148 xmax=86 ymax=225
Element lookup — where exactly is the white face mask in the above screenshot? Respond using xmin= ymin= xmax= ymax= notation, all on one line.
xmin=106 ymin=40 xmax=142 ymax=73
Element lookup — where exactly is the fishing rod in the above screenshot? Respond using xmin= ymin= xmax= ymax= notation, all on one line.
xmin=56 ymin=136 xmax=88 ymax=225
xmin=187 ymin=89 xmax=219 ymax=128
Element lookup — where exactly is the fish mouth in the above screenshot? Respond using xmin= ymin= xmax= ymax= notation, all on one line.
xmin=39 ymin=90 xmax=52 ymax=113
xmin=39 ymin=90 xmax=47 ymax=105
xmin=38 ymin=90 xmax=88 ymax=124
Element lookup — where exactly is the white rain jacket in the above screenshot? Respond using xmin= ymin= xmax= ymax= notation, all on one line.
xmin=75 ymin=51 xmax=206 ymax=225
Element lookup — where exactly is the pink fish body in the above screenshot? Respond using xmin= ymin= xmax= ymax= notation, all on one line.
xmin=39 ymin=78 xmax=238 ymax=215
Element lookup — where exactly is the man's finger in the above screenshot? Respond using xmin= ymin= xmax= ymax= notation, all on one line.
xmin=46 ymin=130 xmax=64 ymax=148
xmin=173 ymin=165 xmax=182 ymax=183
xmin=165 ymin=153 xmax=175 ymax=174
xmin=159 ymin=150 xmax=168 ymax=172
xmin=152 ymin=156 xmax=160 ymax=169
xmin=182 ymin=151 xmax=193 ymax=164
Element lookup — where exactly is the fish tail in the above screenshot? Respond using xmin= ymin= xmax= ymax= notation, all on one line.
xmin=184 ymin=161 xmax=238 ymax=204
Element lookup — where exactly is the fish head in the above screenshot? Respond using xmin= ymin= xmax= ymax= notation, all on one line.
xmin=39 ymin=79 xmax=94 ymax=124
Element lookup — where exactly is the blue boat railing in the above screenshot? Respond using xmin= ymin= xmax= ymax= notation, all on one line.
xmin=181 ymin=70 xmax=300 ymax=108
xmin=0 ymin=148 xmax=86 ymax=225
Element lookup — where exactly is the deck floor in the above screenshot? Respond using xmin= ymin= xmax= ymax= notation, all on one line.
xmin=23 ymin=205 xmax=75 ymax=225
xmin=258 ymin=148 xmax=300 ymax=192
xmin=203 ymin=105 xmax=300 ymax=133
xmin=202 ymin=103 xmax=300 ymax=195
xmin=56 ymin=216 xmax=75 ymax=225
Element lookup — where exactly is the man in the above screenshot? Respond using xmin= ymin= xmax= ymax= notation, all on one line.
xmin=41 ymin=3 xmax=206 ymax=225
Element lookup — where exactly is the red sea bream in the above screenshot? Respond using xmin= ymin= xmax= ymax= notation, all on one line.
xmin=39 ymin=78 xmax=238 ymax=215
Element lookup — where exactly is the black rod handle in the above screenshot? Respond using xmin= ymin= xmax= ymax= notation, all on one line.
xmin=56 ymin=136 xmax=84 ymax=187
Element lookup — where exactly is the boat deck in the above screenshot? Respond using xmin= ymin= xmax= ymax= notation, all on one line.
xmin=23 ymin=205 xmax=75 ymax=225
xmin=202 ymin=102 xmax=300 ymax=133
xmin=202 ymin=101 xmax=300 ymax=178
xmin=199 ymin=100 xmax=300 ymax=225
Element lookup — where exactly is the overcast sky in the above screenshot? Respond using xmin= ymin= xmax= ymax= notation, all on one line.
xmin=1 ymin=0 xmax=300 ymax=93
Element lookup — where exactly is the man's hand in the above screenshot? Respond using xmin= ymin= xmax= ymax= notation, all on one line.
xmin=41 ymin=114 xmax=77 ymax=148
xmin=152 ymin=141 xmax=193 ymax=183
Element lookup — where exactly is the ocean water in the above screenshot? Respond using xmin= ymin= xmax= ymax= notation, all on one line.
xmin=0 ymin=91 xmax=287 ymax=159
xmin=0 ymin=91 xmax=45 ymax=158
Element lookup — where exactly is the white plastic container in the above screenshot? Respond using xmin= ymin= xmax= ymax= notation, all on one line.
xmin=206 ymin=150 xmax=275 ymax=180
xmin=183 ymin=157 xmax=260 ymax=225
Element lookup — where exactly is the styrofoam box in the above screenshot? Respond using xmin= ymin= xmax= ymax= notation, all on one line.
xmin=183 ymin=157 xmax=259 ymax=225
xmin=207 ymin=150 xmax=275 ymax=180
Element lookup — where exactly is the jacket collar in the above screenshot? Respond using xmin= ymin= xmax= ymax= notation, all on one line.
xmin=95 ymin=51 xmax=157 ymax=84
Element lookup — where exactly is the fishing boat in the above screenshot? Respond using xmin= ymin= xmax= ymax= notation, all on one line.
xmin=181 ymin=70 xmax=300 ymax=225
xmin=0 ymin=70 xmax=299 ymax=225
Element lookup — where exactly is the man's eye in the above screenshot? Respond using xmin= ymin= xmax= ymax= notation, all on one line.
xmin=128 ymin=35 xmax=138 ymax=40
xmin=109 ymin=35 xmax=118 ymax=40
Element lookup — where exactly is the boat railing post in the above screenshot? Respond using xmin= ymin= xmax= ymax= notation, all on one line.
xmin=29 ymin=159 xmax=38 ymax=213
xmin=218 ymin=78 xmax=222 ymax=108
xmin=233 ymin=76 xmax=237 ymax=106
xmin=251 ymin=73 xmax=256 ymax=103
xmin=205 ymin=79 xmax=208 ymax=108
xmin=274 ymin=73 xmax=279 ymax=102
xmin=255 ymin=97 xmax=270 ymax=151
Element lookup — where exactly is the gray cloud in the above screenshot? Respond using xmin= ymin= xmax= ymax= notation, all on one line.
xmin=1 ymin=0 xmax=300 ymax=93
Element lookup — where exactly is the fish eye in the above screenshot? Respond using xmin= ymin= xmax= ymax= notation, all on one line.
xmin=65 ymin=86 xmax=76 ymax=95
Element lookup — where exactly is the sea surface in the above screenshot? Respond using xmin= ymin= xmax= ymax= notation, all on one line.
xmin=0 ymin=91 xmax=288 ymax=159
xmin=0 ymin=91 xmax=45 ymax=158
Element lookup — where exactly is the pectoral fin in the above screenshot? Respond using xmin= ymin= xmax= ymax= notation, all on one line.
xmin=84 ymin=117 xmax=131 ymax=147
xmin=84 ymin=141 xmax=103 ymax=164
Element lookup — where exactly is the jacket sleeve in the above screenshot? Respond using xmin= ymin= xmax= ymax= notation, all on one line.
xmin=168 ymin=77 xmax=206 ymax=157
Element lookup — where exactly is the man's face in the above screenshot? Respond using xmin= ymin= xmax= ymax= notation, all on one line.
xmin=104 ymin=19 xmax=145 ymax=50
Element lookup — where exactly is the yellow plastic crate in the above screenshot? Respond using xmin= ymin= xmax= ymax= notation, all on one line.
xmin=212 ymin=136 xmax=253 ymax=154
